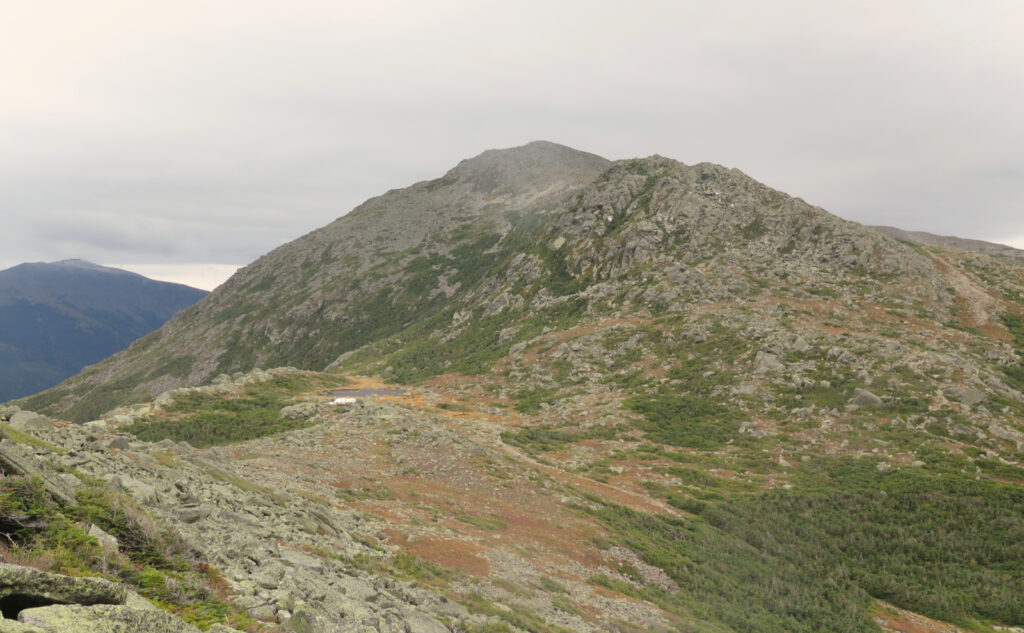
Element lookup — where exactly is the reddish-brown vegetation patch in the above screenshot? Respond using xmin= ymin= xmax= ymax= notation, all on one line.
xmin=386 ymin=531 xmax=491 ymax=577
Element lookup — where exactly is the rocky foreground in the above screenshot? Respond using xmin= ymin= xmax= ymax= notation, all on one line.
xmin=0 ymin=396 xmax=457 ymax=632
xmin=0 ymin=368 xmax=685 ymax=633
xmin=0 ymin=561 xmax=203 ymax=632
xmin=3 ymin=359 xmax=1022 ymax=633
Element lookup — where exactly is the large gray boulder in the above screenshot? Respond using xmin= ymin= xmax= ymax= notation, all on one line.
xmin=0 ymin=564 xmax=205 ymax=633
xmin=88 ymin=525 xmax=119 ymax=554
xmin=7 ymin=412 xmax=51 ymax=434
xmin=402 ymin=610 xmax=450 ymax=633
xmin=282 ymin=607 xmax=333 ymax=633
xmin=18 ymin=604 xmax=200 ymax=633
xmin=0 ymin=619 xmax=45 ymax=632
xmin=849 ymin=388 xmax=883 ymax=407
xmin=0 ymin=405 xmax=21 ymax=421
xmin=752 ymin=351 xmax=785 ymax=374
xmin=0 ymin=563 xmax=126 ymax=617
xmin=943 ymin=385 xmax=987 ymax=405
xmin=0 ymin=446 xmax=78 ymax=507
xmin=106 ymin=475 xmax=160 ymax=506
xmin=280 ymin=402 xmax=319 ymax=420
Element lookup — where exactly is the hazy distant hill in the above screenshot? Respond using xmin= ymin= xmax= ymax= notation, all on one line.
xmin=872 ymin=225 xmax=1024 ymax=260
xmin=0 ymin=259 xmax=206 ymax=401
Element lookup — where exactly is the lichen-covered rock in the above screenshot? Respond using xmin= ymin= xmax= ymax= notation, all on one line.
xmin=18 ymin=604 xmax=200 ymax=632
xmin=87 ymin=524 xmax=119 ymax=553
xmin=7 ymin=412 xmax=51 ymax=434
xmin=752 ymin=351 xmax=785 ymax=374
xmin=849 ymin=388 xmax=883 ymax=407
xmin=400 ymin=610 xmax=450 ymax=633
xmin=943 ymin=385 xmax=988 ymax=405
xmin=282 ymin=607 xmax=332 ymax=633
xmin=123 ymin=590 xmax=159 ymax=612
xmin=0 ymin=620 xmax=46 ymax=633
xmin=0 ymin=562 xmax=126 ymax=611
xmin=106 ymin=475 xmax=159 ymax=505
xmin=104 ymin=415 xmax=134 ymax=427
xmin=0 ymin=444 xmax=78 ymax=507
xmin=280 ymin=402 xmax=319 ymax=420
xmin=0 ymin=405 xmax=21 ymax=420
xmin=83 ymin=420 xmax=110 ymax=434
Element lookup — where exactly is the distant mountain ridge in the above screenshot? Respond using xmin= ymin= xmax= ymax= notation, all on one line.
xmin=0 ymin=259 xmax=207 ymax=401
xmin=872 ymin=225 xmax=1024 ymax=259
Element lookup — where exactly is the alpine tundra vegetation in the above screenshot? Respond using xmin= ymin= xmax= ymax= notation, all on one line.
xmin=4 ymin=142 xmax=1024 ymax=633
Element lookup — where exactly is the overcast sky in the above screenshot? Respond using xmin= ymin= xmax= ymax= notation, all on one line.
xmin=3 ymin=1 xmax=1022 ymax=290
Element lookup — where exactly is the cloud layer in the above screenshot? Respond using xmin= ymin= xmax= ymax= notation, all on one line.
xmin=3 ymin=0 xmax=1022 ymax=286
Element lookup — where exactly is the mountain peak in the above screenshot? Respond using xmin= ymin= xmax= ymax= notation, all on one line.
xmin=3 ymin=259 xmax=133 ymax=277
xmin=53 ymin=258 xmax=102 ymax=267
xmin=454 ymin=140 xmax=608 ymax=167
xmin=445 ymin=140 xmax=610 ymax=194
xmin=330 ymin=141 xmax=612 ymax=255
xmin=51 ymin=259 xmax=136 ymax=275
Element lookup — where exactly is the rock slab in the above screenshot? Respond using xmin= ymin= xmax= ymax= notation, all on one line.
xmin=18 ymin=604 xmax=201 ymax=633
xmin=0 ymin=562 xmax=126 ymax=615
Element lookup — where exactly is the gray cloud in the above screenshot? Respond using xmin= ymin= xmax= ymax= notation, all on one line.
xmin=3 ymin=0 xmax=1023 ymax=283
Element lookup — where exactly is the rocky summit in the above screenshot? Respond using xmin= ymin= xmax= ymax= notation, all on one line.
xmin=4 ymin=142 xmax=1024 ymax=633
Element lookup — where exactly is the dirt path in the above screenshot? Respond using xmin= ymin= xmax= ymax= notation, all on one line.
xmin=932 ymin=255 xmax=1000 ymax=330
xmin=495 ymin=441 xmax=684 ymax=516
xmin=418 ymin=398 xmax=684 ymax=516
xmin=872 ymin=601 xmax=974 ymax=633
xmin=341 ymin=373 xmax=685 ymax=517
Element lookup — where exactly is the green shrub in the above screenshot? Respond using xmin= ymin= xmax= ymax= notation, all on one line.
xmin=513 ymin=387 xmax=560 ymax=414
xmin=125 ymin=383 xmax=314 ymax=448
xmin=1001 ymin=312 xmax=1024 ymax=348
xmin=581 ymin=459 xmax=1024 ymax=632
xmin=623 ymin=392 xmax=735 ymax=450
xmin=501 ymin=424 xmax=626 ymax=453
